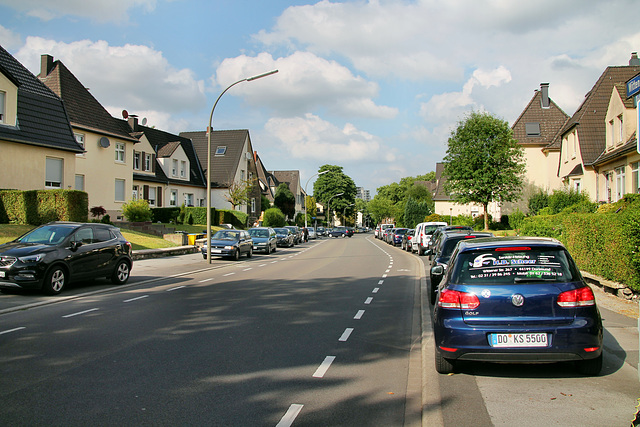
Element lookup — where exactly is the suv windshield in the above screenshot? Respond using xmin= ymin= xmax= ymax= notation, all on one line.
xmin=450 ymin=247 xmax=580 ymax=284
xmin=17 ymin=225 xmax=74 ymax=245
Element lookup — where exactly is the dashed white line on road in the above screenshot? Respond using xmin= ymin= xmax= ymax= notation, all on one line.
xmin=243 ymin=268 xmax=252 ymax=271
xmin=354 ymin=310 xmax=365 ymax=319
xmin=339 ymin=328 xmax=354 ymax=342
xmin=259 ymin=264 xmax=267 ymax=267
xmin=124 ymin=295 xmax=149 ymax=303
xmin=223 ymin=272 xmax=235 ymax=277
xmin=385 ymin=269 xmax=390 ymax=273
xmin=378 ymin=280 xmax=384 ymax=285
xmin=63 ymin=308 xmax=99 ymax=318
xmin=364 ymin=297 xmax=373 ymax=305
xmin=166 ymin=286 xmax=186 ymax=291
xmin=372 ymin=287 xmax=379 ymax=293
xmin=199 ymin=278 xmax=215 ymax=283
xmin=0 ymin=327 xmax=25 ymax=335
xmin=382 ymin=274 xmax=388 ymax=278
xmin=313 ymin=356 xmax=336 ymax=378
xmin=276 ymin=404 xmax=304 ymax=427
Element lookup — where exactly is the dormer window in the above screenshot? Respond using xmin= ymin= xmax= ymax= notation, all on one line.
xmin=0 ymin=91 xmax=5 ymax=123
xmin=525 ymin=122 xmax=540 ymax=137
xmin=215 ymin=146 xmax=227 ymax=156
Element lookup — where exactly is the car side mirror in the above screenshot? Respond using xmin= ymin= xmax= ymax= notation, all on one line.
xmin=431 ymin=265 xmax=444 ymax=276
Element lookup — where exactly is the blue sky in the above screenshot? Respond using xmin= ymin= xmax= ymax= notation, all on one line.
xmin=1 ymin=0 xmax=639 ymax=195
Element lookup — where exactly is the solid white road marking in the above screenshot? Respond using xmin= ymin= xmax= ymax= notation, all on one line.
xmin=276 ymin=404 xmax=304 ymax=427
xmin=124 ymin=295 xmax=149 ymax=303
xmin=354 ymin=310 xmax=365 ymax=319
xmin=365 ymin=297 xmax=373 ymax=305
xmin=0 ymin=327 xmax=26 ymax=335
xmin=313 ymin=356 xmax=336 ymax=378
xmin=63 ymin=308 xmax=99 ymax=318
xmin=339 ymin=328 xmax=354 ymax=342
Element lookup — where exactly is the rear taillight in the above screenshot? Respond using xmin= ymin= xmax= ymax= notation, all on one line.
xmin=557 ymin=287 xmax=595 ymax=307
xmin=438 ymin=289 xmax=480 ymax=310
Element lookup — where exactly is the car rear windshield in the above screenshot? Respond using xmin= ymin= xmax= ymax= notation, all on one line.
xmin=249 ymin=229 xmax=269 ymax=238
xmin=423 ymin=225 xmax=441 ymax=235
xmin=450 ymin=247 xmax=580 ymax=284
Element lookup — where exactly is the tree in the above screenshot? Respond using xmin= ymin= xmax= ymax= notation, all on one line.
xmin=305 ymin=195 xmax=317 ymax=223
xmin=404 ymin=197 xmax=432 ymax=228
xmin=443 ymin=111 xmax=525 ymax=230
xmin=274 ymin=183 xmax=295 ymax=220
xmin=224 ymin=178 xmax=255 ymax=210
xmin=313 ymin=165 xmax=357 ymax=220
xmin=261 ymin=194 xmax=271 ymax=212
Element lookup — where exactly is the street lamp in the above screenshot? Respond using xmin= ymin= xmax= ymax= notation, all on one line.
xmin=304 ymin=170 xmax=329 ymax=230
xmin=206 ymin=69 xmax=278 ymax=263
xmin=343 ymin=203 xmax=355 ymax=226
xmin=326 ymin=192 xmax=344 ymax=229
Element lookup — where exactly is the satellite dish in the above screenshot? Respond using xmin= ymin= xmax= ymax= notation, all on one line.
xmin=141 ymin=117 xmax=147 ymax=126
xmin=122 ymin=110 xmax=128 ymax=119
xmin=99 ymin=137 xmax=111 ymax=148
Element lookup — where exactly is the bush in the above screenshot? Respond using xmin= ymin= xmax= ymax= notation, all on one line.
xmin=528 ymin=190 xmax=549 ymax=215
xmin=263 ymin=207 xmax=285 ymax=227
xmin=122 ymin=199 xmax=153 ymax=222
xmin=509 ymin=209 xmax=525 ymax=231
xmin=152 ymin=207 xmax=181 ymax=223
xmin=548 ymin=188 xmax=590 ymax=214
xmin=518 ymin=214 xmax=563 ymax=239
xmin=560 ymin=201 xmax=598 ymax=214
xmin=90 ymin=206 xmax=107 ymax=219
xmin=0 ymin=189 xmax=88 ymax=225
xmin=423 ymin=213 xmax=445 ymax=223
xmin=452 ymin=214 xmax=474 ymax=227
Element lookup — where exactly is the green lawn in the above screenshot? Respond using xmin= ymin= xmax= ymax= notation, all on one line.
xmin=0 ymin=223 xmax=223 ymax=250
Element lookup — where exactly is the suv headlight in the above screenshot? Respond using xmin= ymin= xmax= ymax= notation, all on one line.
xmin=18 ymin=254 xmax=44 ymax=263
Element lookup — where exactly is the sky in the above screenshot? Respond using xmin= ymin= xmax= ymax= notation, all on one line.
xmin=1 ymin=0 xmax=639 ymax=195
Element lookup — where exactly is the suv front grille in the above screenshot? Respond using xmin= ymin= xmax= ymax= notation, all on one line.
xmin=0 ymin=256 xmax=17 ymax=267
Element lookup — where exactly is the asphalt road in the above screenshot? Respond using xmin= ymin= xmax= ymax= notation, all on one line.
xmin=0 ymin=235 xmax=422 ymax=426
xmin=1 ymin=234 xmax=639 ymax=426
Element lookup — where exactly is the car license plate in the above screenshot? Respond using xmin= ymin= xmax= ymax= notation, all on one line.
xmin=489 ymin=333 xmax=548 ymax=348
xmin=0 ymin=271 xmax=4 ymax=278
xmin=211 ymin=249 xmax=222 ymax=254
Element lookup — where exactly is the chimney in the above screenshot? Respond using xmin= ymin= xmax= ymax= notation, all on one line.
xmin=540 ymin=83 xmax=550 ymax=108
xmin=128 ymin=116 xmax=138 ymax=132
xmin=630 ymin=52 xmax=640 ymax=66
xmin=40 ymin=54 xmax=54 ymax=77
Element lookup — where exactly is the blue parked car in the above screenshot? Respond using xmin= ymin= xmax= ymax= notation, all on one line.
xmin=431 ymin=237 xmax=603 ymax=375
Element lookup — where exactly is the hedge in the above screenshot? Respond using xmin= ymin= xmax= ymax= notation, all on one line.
xmin=151 ymin=206 xmax=249 ymax=229
xmin=0 ymin=189 xmax=88 ymax=225
xmin=517 ymin=195 xmax=640 ymax=291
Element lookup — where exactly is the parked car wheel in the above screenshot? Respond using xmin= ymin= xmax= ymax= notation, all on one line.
xmin=232 ymin=250 xmax=240 ymax=261
xmin=43 ymin=265 xmax=66 ymax=295
xmin=111 ymin=259 xmax=131 ymax=285
xmin=576 ymin=353 xmax=603 ymax=375
xmin=247 ymin=247 xmax=253 ymax=258
xmin=435 ymin=351 xmax=455 ymax=374
xmin=265 ymin=245 xmax=271 ymax=255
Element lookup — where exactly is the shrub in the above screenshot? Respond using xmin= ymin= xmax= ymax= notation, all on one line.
xmin=122 ymin=199 xmax=152 ymax=222
xmin=560 ymin=201 xmax=598 ymax=214
xmin=548 ymin=188 xmax=590 ymax=214
xmin=90 ymin=206 xmax=107 ymax=219
xmin=538 ymin=206 xmax=553 ymax=216
xmin=453 ymin=214 xmax=474 ymax=227
xmin=519 ymin=214 xmax=562 ymax=239
xmin=423 ymin=213 xmax=445 ymax=223
xmin=263 ymin=207 xmax=285 ymax=227
xmin=528 ymin=190 xmax=549 ymax=215
xmin=509 ymin=209 xmax=525 ymax=231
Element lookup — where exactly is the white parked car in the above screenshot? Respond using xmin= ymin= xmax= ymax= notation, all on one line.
xmin=412 ymin=221 xmax=447 ymax=255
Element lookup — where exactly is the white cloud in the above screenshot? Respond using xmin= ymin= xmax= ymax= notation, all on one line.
xmin=0 ymin=0 xmax=157 ymax=22
xmin=15 ymin=37 xmax=206 ymax=119
xmin=264 ymin=113 xmax=393 ymax=163
xmin=0 ymin=24 xmax=21 ymax=50
xmin=214 ymin=51 xmax=397 ymax=119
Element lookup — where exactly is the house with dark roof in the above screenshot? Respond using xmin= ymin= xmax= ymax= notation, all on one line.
xmin=123 ymin=117 xmax=207 ymax=209
xmin=0 ymin=45 xmax=82 ymax=192
xmin=592 ymin=78 xmax=640 ymax=201
xmin=181 ymin=129 xmax=261 ymax=223
xmin=557 ymin=53 xmax=640 ymax=202
xmin=38 ymin=54 xmax=139 ymax=219
xmin=254 ymin=151 xmax=279 ymax=203
xmin=271 ymin=170 xmax=305 ymax=218
xmin=512 ymin=83 xmax=570 ymax=192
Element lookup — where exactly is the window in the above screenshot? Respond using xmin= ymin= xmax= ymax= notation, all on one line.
xmin=616 ymin=166 xmax=626 ymax=201
xmin=251 ymin=198 xmax=256 ymax=213
xmin=132 ymin=185 xmax=139 ymax=200
xmin=170 ymin=189 xmax=178 ymax=206
xmin=133 ymin=151 xmax=141 ymax=170
xmin=180 ymin=161 xmax=186 ymax=178
xmin=184 ymin=193 xmax=194 ymax=206
xmin=115 ymin=142 xmax=125 ymax=162
xmin=241 ymin=169 xmax=245 ymax=180
xmin=572 ymin=179 xmax=581 ymax=193
xmin=45 ymin=157 xmax=63 ymax=188
xmin=525 ymin=122 xmax=540 ymax=137
xmin=115 ymin=179 xmax=125 ymax=202
xmin=172 ymin=159 xmax=178 ymax=176
xmin=0 ymin=91 xmax=5 ymax=123
xmin=75 ymin=174 xmax=84 ymax=191
xmin=148 ymin=187 xmax=156 ymax=206
xmin=608 ymin=120 xmax=614 ymax=148
xmin=632 ymin=162 xmax=640 ymax=194
xmin=618 ymin=115 xmax=624 ymax=143
xmin=215 ymin=146 xmax=227 ymax=156
xmin=571 ymin=133 xmax=577 ymax=159
xmin=144 ymin=153 xmax=152 ymax=171
xmin=605 ymin=172 xmax=613 ymax=202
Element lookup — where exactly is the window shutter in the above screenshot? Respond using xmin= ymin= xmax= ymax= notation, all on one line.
xmin=142 ymin=151 xmax=147 ymax=170
xmin=157 ymin=186 xmax=163 ymax=207
xmin=152 ymin=154 xmax=156 ymax=173
xmin=143 ymin=185 xmax=149 ymax=200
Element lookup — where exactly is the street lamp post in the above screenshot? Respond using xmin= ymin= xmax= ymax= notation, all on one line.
xmin=206 ymin=70 xmax=278 ymax=263
xmin=304 ymin=170 xmax=329 ymax=231
xmin=343 ymin=203 xmax=354 ymax=226
xmin=326 ymin=192 xmax=344 ymax=229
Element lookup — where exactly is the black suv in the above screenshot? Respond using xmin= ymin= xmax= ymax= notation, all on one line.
xmin=0 ymin=222 xmax=133 ymax=295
